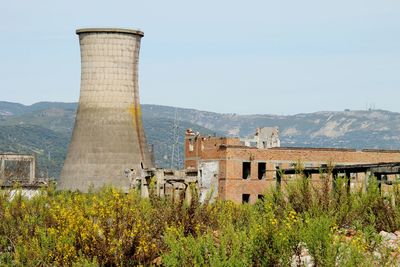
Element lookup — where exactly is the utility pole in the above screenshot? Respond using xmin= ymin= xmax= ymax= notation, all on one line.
xmin=170 ymin=108 xmax=180 ymax=169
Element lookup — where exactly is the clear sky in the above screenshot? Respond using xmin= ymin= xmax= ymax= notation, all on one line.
xmin=1 ymin=0 xmax=399 ymax=115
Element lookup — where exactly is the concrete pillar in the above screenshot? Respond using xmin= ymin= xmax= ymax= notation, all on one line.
xmin=171 ymin=186 xmax=176 ymax=202
xmin=156 ymin=171 xmax=165 ymax=197
xmin=159 ymin=180 xmax=165 ymax=198
xmin=0 ymin=158 xmax=5 ymax=184
xmin=185 ymin=183 xmax=193 ymax=204
xmin=140 ymin=177 xmax=149 ymax=198
xmin=29 ymin=157 xmax=35 ymax=184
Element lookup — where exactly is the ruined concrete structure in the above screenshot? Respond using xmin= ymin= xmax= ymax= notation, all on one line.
xmin=58 ymin=28 xmax=153 ymax=192
xmin=0 ymin=154 xmax=35 ymax=186
xmin=135 ymin=168 xmax=198 ymax=202
xmin=240 ymin=127 xmax=280 ymax=149
xmin=185 ymin=129 xmax=400 ymax=204
xmin=280 ymin=162 xmax=400 ymax=193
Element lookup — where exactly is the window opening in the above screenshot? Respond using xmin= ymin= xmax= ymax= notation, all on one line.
xmin=242 ymin=194 xmax=250 ymax=203
xmin=258 ymin=162 xmax=266 ymax=179
xmin=242 ymin=162 xmax=251 ymax=179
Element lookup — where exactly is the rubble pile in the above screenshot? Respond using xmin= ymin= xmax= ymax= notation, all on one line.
xmin=291 ymin=230 xmax=400 ymax=266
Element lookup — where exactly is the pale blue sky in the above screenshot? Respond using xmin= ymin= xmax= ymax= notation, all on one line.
xmin=1 ymin=0 xmax=399 ymax=114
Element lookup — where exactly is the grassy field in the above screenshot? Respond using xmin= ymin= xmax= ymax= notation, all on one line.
xmin=1 ymin=176 xmax=400 ymax=266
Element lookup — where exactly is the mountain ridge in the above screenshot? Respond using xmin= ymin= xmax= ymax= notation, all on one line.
xmin=4 ymin=101 xmax=397 ymax=117
xmin=2 ymin=101 xmax=400 ymax=178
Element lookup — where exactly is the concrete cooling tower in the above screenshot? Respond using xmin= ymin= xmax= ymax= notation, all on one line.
xmin=58 ymin=28 xmax=153 ymax=192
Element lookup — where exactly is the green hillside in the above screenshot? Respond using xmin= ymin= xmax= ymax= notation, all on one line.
xmin=2 ymin=101 xmax=400 ymax=178
xmin=0 ymin=125 xmax=68 ymax=178
xmin=0 ymin=102 xmax=217 ymax=178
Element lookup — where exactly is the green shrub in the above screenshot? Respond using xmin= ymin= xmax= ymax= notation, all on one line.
xmin=300 ymin=215 xmax=337 ymax=267
xmin=0 ymin=175 xmax=400 ymax=266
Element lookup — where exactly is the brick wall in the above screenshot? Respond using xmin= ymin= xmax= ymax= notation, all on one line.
xmin=185 ymin=134 xmax=400 ymax=203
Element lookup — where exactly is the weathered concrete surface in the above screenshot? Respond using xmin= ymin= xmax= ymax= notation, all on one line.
xmin=199 ymin=161 xmax=219 ymax=202
xmin=241 ymin=127 xmax=281 ymax=149
xmin=58 ymin=28 xmax=153 ymax=192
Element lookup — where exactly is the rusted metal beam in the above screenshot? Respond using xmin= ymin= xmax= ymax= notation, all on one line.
xmin=281 ymin=162 xmax=400 ymax=176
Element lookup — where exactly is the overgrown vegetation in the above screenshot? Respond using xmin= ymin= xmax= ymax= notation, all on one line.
xmin=1 ymin=175 xmax=400 ymax=266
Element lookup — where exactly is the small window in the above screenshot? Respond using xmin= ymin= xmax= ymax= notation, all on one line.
xmin=242 ymin=194 xmax=250 ymax=203
xmin=258 ymin=194 xmax=264 ymax=201
xmin=258 ymin=162 xmax=266 ymax=179
xmin=242 ymin=162 xmax=251 ymax=179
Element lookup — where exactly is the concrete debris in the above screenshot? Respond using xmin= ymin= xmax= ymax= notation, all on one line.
xmin=290 ymin=231 xmax=400 ymax=266
xmin=291 ymin=246 xmax=313 ymax=267
xmin=379 ymin=231 xmax=400 ymax=251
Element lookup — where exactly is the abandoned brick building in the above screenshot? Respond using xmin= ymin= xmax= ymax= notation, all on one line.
xmin=184 ymin=128 xmax=400 ymax=204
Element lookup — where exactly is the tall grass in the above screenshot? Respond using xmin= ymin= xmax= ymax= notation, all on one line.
xmin=0 ymin=175 xmax=400 ymax=266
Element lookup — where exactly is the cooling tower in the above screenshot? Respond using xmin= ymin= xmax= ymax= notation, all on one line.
xmin=58 ymin=28 xmax=153 ymax=192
